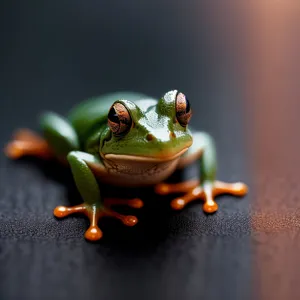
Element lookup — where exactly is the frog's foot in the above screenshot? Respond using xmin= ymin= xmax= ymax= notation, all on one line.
xmin=53 ymin=198 xmax=143 ymax=241
xmin=4 ymin=129 xmax=52 ymax=159
xmin=155 ymin=180 xmax=248 ymax=213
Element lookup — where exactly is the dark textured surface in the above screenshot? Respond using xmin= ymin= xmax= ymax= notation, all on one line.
xmin=0 ymin=2 xmax=252 ymax=300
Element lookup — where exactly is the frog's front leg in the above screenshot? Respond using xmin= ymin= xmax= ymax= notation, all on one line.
xmin=155 ymin=132 xmax=248 ymax=213
xmin=54 ymin=151 xmax=143 ymax=241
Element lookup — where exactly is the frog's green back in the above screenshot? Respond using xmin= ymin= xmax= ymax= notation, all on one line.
xmin=67 ymin=91 xmax=150 ymax=141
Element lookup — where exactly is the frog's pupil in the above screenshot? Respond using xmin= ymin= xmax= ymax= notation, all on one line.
xmin=108 ymin=106 xmax=119 ymax=124
xmin=185 ymin=97 xmax=190 ymax=113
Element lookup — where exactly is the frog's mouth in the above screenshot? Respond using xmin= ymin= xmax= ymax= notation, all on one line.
xmin=103 ymin=147 xmax=188 ymax=163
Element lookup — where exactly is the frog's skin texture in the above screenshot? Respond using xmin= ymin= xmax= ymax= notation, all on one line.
xmin=5 ymin=90 xmax=248 ymax=241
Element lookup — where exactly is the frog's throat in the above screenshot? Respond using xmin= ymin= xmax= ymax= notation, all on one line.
xmin=102 ymin=147 xmax=188 ymax=163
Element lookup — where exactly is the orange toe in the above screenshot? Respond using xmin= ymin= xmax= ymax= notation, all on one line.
xmin=122 ymin=215 xmax=138 ymax=226
xmin=85 ymin=226 xmax=103 ymax=241
xmin=53 ymin=206 xmax=68 ymax=218
xmin=203 ymin=202 xmax=218 ymax=213
xmin=171 ymin=198 xmax=186 ymax=210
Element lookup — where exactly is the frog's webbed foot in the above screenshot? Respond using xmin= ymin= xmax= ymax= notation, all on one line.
xmin=54 ymin=198 xmax=143 ymax=241
xmin=4 ymin=129 xmax=52 ymax=160
xmin=155 ymin=180 xmax=248 ymax=213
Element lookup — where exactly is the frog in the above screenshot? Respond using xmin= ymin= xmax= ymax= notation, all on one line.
xmin=4 ymin=90 xmax=248 ymax=241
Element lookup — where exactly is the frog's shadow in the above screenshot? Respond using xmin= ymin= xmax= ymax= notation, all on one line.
xmin=14 ymin=156 xmax=199 ymax=248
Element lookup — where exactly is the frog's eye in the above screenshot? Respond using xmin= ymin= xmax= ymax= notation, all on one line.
xmin=175 ymin=92 xmax=192 ymax=127
xmin=108 ymin=102 xmax=132 ymax=136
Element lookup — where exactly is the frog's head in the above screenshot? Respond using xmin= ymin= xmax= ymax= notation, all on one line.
xmin=100 ymin=90 xmax=193 ymax=164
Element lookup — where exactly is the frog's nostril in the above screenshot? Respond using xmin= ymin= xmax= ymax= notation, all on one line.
xmin=146 ymin=134 xmax=155 ymax=141
xmin=170 ymin=132 xmax=176 ymax=139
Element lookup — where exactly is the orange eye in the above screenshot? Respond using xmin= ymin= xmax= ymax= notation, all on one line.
xmin=175 ymin=92 xmax=192 ymax=126
xmin=108 ymin=103 xmax=132 ymax=136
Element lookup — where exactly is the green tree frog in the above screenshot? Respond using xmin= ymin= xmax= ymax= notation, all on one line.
xmin=5 ymin=90 xmax=248 ymax=241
